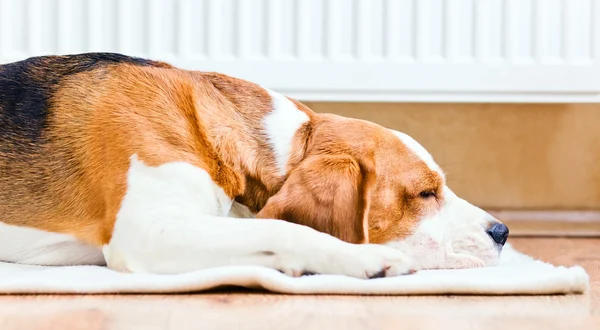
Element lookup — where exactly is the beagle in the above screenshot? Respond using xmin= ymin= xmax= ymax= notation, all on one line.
xmin=0 ymin=53 xmax=509 ymax=278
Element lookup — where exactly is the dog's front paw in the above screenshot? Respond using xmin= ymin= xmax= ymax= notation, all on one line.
xmin=280 ymin=243 xmax=416 ymax=279
xmin=342 ymin=244 xmax=416 ymax=279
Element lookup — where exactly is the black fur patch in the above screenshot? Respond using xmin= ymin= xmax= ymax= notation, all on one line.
xmin=0 ymin=52 xmax=168 ymax=155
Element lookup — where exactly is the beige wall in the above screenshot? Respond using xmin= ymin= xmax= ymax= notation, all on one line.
xmin=303 ymin=102 xmax=600 ymax=210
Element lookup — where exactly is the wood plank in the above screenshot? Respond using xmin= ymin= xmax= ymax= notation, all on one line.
xmin=489 ymin=210 xmax=600 ymax=237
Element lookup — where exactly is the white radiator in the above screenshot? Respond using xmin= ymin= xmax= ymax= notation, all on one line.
xmin=1 ymin=0 xmax=599 ymax=102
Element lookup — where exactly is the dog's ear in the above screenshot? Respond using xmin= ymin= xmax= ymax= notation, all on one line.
xmin=256 ymin=154 xmax=375 ymax=244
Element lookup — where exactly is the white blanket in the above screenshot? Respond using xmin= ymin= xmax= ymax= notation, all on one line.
xmin=0 ymin=244 xmax=588 ymax=295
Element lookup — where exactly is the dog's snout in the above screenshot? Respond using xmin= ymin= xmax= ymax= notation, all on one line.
xmin=486 ymin=223 xmax=509 ymax=245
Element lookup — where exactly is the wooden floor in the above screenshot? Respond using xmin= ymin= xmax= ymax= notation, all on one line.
xmin=0 ymin=238 xmax=598 ymax=330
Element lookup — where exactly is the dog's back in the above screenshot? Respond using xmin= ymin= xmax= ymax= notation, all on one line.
xmin=0 ymin=53 xmax=171 ymax=242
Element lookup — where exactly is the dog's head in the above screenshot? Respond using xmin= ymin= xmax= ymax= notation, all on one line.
xmin=258 ymin=113 xmax=508 ymax=270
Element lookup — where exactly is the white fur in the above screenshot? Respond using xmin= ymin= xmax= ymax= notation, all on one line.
xmin=228 ymin=202 xmax=256 ymax=218
xmin=387 ymin=129 xmax=502 ymax=269
xmin=0 ymin=222 xmax=104 ymax=266
xmin=263 ymin=90 xmax=310 ymax=176
xmin=103 ymin=155 xmax=413 ymax=277
xmin=386 ymin=187 xmax=501 ymax=269
xmin=390 ymin=130 xmax=443 ymax=175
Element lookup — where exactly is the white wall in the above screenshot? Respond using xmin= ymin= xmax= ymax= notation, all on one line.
xmin=1 ymin=0 xmax=599 ymax=102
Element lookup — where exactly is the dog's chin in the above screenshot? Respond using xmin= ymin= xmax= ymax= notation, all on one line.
xmin=385 ymin=234 xmax=502 ymax=270
xmin=438 ymin=249 xmax=501 ymax=269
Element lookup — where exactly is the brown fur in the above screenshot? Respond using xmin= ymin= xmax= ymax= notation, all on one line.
xmin=0 ymin=54 xmax=443 ymax=248
xmin=257 ymin=114 xmax=444 ymax=244
xmin=0 ymin=59 xmax=287 ymax=244
xmin=258 ymin=153 xmax=374 ymax=243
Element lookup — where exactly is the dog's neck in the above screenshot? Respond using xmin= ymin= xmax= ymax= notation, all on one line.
xmin=193 ymin=75 xmax=315 ymax=213
xmin=230 ymin=116 xmax=314 ymax=214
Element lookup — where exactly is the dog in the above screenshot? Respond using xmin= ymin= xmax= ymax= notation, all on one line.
xmin=0 ymin=53 xmax=509 ymax=278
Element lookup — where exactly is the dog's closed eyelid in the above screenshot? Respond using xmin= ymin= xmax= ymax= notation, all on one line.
xmin=418 ymin=190 xmax=436 ymax=198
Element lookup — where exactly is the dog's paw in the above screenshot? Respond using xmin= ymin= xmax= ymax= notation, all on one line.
xmin=284 ymin=243 xmax=416 ymax=279
xmin=345 ymin=244 xmax=417 ymax=278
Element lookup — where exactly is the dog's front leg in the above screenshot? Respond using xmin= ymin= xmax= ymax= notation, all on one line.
xmin=104 ymin=214 xmax=414 ymax=278
xmin=102 ymin=157 xmax=414 ymax=278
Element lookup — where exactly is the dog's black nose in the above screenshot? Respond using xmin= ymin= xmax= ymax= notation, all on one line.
xmin=487 ymin=223 xmax=509 ymax=245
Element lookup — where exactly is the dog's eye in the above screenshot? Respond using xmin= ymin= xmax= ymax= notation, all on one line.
xmin=419 ymin=190 xmax=436 ymax=199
